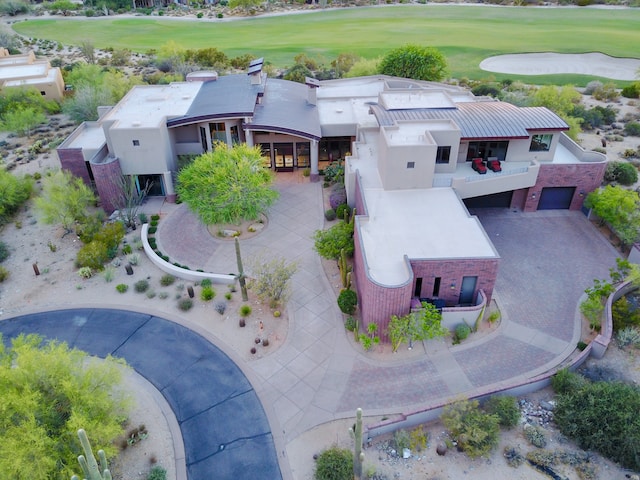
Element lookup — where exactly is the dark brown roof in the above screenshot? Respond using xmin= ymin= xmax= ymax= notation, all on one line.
xmin=370 ymin=100 xmax=568 ymax=139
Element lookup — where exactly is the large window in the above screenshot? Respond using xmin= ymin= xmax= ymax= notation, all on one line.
xmin=210 ymin=122 xmax=226 ymax=143
xmin=436 ymin=146 xmax=451 ymax=164
xmin=296 ymin=142 xmax=310 ymax=167
xmin=466 ymin=141 xmax=508 ymax=161
xmin=319 ymin=137 xmax=351 ymax=162
xmin=530 ymin=134 xmax=552 ymax=152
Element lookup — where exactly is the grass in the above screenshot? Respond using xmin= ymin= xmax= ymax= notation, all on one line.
xmin=13 ymin=5 xmax=640 ymax=85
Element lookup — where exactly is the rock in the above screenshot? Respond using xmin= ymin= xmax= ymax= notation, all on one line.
xmin=540 ymin=400 xmax=555 ymax=411
xmin=402 ymin=448 xmax=411 ymax=459
xmin=436 ymin=443 xmax=447 ymax=456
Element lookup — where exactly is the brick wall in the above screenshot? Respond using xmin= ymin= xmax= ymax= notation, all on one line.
xmin=92 ymin=159 xmax=123 ymax=214
xmin=523 ymin=162 xmax=606 ymax=212
xmin=57 ymin=148 xmax=91 ymax=185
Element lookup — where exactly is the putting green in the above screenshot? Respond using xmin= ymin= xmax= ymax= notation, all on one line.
xmin=12 ymin=5 xmax=640 ymax=84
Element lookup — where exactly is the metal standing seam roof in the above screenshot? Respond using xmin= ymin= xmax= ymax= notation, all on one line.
xmin=370 ymin=101 xmax=569 ymax=139
xmin=245 ymin=78 xmax=322 ymax=141
xmin=166 ymin=74 xmax=263 ymax=128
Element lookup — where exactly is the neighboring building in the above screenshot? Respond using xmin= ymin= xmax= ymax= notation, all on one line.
xmin=0 ymin=49 xmax=64 ymax=101
xmin=57 ymin=64 xmax=607 ymax=334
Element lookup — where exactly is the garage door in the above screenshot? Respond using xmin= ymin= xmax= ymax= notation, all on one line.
xmin=463 ymin=191 xmax=513 ymax=209
xmin=538 ymin=187 xmax=575 ymax=210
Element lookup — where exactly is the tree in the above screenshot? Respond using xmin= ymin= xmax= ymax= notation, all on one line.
xmin=35 ymin=170 xmax=96 ymax=234
xmin=313 ymin=220 xmax=354 ymax=260
xmin=530 ymin=85 xmax=582 ymax=139
xmin=229 ymin=0 xmax=262 ymax=11
xmin=248 ymin=255 xmax=297 ymax=308
xmin=0 ymin=0 xmax=30 ymax=16
xmin=0 ymin=168 xmax=32 ymax=225
xmin=0 ymin=333 xmax=130 ymax=480
xmin=284 ymin=63 xmax=313 ymax=84
xmin=388 ymin=302 xmax=448 ymax=352
xmin=331 ymin=52 xmax=359 ymax=78
xmin=585 ymin=185 xmax=640 ymax=247
xmin=176 ymin=142 xmax=279 ymax=225
xmin=378 ymin=44 xmax=447 ymax=82
xmin=0 ymin=106 xmax=46 ymax=136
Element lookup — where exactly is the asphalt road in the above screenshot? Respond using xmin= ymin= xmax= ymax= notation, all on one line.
xmin=0 ymin=308 xmax=282 ymax=480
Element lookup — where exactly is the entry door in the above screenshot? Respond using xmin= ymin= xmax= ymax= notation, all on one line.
xmin=274 ymin=143 xmax=294 ymax=172
xmin=459 ymin=276 xmax=477 ymax=305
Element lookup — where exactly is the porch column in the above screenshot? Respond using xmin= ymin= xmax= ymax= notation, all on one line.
xmin=245 ymin=129 xmax=254 ymax=147
xmin=163 ymin=171 xmax=176 ymax=203
xmin=310 ymin=139 xmax=319 ymax=182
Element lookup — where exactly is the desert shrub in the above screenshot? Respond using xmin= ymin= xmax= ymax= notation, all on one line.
xmin=314 ymin=446 xmax=353 ymax=480
xmin=324 ymin=208 xmax=336 ymax=221
xmin=583 ymin=81 xmax=603 ymax=95
xmin=0 ymin=241 xmax=9 ymax=263
xmin=441 ymin=399 xmax=500 ymax=458
xmin=616 ymin=326 xmax=640 ymax=348
xmin=611 ymin=296 xmax=640 ymax=330
xmin=344 ymin=316 xmax=357 ymax=332
xmin=503 ymin=446 xmax=525 ymax=468
xmin=200 ymin=286 xmax=215 ymax=301
xmin=102 ymin=266 xmax=115 ymax=282
xmin=328 ymin=187 xmax=347 ymax=208
xmin=484 ymin=396 xmax=520 ymax=428
xmin=524 ymin=425 xmax=547 ymax=448
xmin=93 ymin=221 xmax=125 ymax=254
xmin=121 ymin=244 xmax=133 ymax=255
xmin=624 ymin=122 xmax=640 ymax=137
xmin=554 ymin=379 xmax=640 ymax=471
xmin=313 ymin=221 xmax=354 ymax=260
xmin=0 ymin=170 xmax=33 ymax=226
xmin=337 ymin=289 xmax=357 ymax=314
xmin=126 ymin=253 xmax=140 ymax=266
xmin=454 ymin=324 xmax=471 ymax=343
xmin=592 ymin=82 xmax=619 ymax=102
xmin=77 ymin=241 xmax=109 ymax=270
xmin=604 ymin=161 xmax=638 ymax=185
xmin=471 ymin=83 xmax=501 ymax=98
xmin=200 ymin=278 xmax=212 ymax=288
xmin=551 ymin=368 xmax=589 ymax=395
xmin=393 ymin=429 xmax=410 ymax=451
xmin=138 ymin=213 xmax=148 ymax=224
xmin=335 ymin=203 xmax=350 ymax=221
xmin=526 ymin=449 xmax=557 ymax=467
xmin=621 ymin=82 xmax=640 ymax=99
xmin=248 ymin=255 xmax=297 ymax=308
xmin=239 ymin=304 xmax=252 ymax=317
xmin=160 ymin=274 xmax=175 ymax=286
xmin=147 ymin=466 xmax=167 ymax=480
xmin=0 ymin=0 xmax=30 ymax=15
xmin=134 ymin=279 xmax=149 ymax=293
xmin=214 ymin=301 xmax=227 ymax=314
xmin=224 ymin=291 xmax=232 ymax=300
xmin=409 ymin=426 xmax=428 ymax=452
xmin=116 ymin=283 xmax=128 ymax=293
xmin=0 ymin=266 xmax=9 ymax=283
xmin=178 ymin=298 xmax=193 ymax=311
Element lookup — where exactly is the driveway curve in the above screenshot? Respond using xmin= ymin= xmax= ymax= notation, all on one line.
xmin=0 ymin=308 xmax=282 ymax=480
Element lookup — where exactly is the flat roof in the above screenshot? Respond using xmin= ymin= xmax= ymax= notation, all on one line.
xmin=0 ymin=62 xmax=48 ymax=81
xmin=64 ymin=123 xmax=106 ymax=150
xmin=103 ymin=82 xmax=202 ymax=129
xmin=351 ymin=130 xmax=498 ymax=287
xmin=379 ymin=90 xmax=456 ymax=110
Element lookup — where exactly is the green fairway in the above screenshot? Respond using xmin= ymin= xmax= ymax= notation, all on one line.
xmin=13 ymin=5 xmax=640 ymax=83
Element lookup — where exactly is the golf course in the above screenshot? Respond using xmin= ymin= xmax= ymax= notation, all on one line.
xmin=10 ymin=5 xmax=640 ymax=83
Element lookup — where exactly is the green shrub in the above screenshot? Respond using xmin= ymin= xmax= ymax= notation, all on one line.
xmin=239 ymin=304 xmax=252 ymax=317
xmin=224 ymin=292 xmax=232 ymax=300
xmin=147 ymin=466 xmax=167 ymax=480
xmin=604 ymin=161 xmax=638 ymax=186
xmin=121 ymin=244 xmax=133 ymax=255
xmin=441 ymin=399 xmax=500 ymax=458
xmin=524 ymin=425 xmax=547 ymax=448
xmin=454 ymin=324 xmax=471 ymax=343
xmin=313 ymin=220 xmax=354 ymax=260
xmin=616 ymin=326 xmax=640 ymax=348
xmin=150 ymin=219 xmax=158 ymax=227
xmin=139 ymin=213 xmax=148 ymax=224
xmin=554 ymin=379 xmax=640 ymax=471
xmin=337 ymin=289 xmax=357 ymax=314
xmin=0 ymin=241 xmax=9 ymax=263
xmin=93 ymin=221 xmax=125 ymax=252
xmin=324 ymin=208 xmax=336 ymax=221
xmin=335 ymin=203 xmax=350 ymax=221
xmin=201 ymin=286 xmax=215 ymax=301
xmin=160 ymin=274 xmax=175 ymax=286
xmin=148 ymin=226 xmax=157 ymax=234
xmin=621 ymin=82 xmax=640 ymax=99
xmin=314 ymin=446 xmax=353 ymax=480
xmin=393 ymin=429 xmax=410 ymax=451
xmin=102 ymin=266 xmax=115 ymax=283
xmin=0 ymin=266 xmax=9 ymax=283
xmin=200 ymin=278 xmax=212 ymax=288
xmin=76 ymin=241 xmax=109 ymax=270
xmin=116 ymin=283 xmax=128 ymax=293
xmin=551 ymin=368 xmax=588 ymax=395
xmin=624 ymin=122 xmax=640 ymax=137
xmin=178 ymin=298 xmax=193 ymax=311
xmin=611 ymin=296 xmax=640 ymax=330
xmin=134 ymin=279 xmax=150 ymax=293
xmin=344 ymin=316 xmax=357 ymax=332
xmin=484 ymin=396 xmax=520 ymax=428
xmin=150 ymin=214 xmax=160 ymax=221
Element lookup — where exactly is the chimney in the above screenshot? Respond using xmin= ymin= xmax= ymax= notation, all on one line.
xmin=305 ymin=77 xmax=320 ymax=106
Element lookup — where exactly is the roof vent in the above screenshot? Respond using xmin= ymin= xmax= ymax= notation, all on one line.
xmin=186 ymin=71 xmax=218 ymax=82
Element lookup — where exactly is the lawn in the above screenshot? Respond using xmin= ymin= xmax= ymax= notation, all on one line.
xmin=13 ymin=5 xmax=640 ymax=84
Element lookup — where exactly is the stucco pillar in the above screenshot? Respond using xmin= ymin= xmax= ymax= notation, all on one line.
xmin=163 ymin=171 xmax=176 ymax=203
xmin=310 ymin=139 xmax=320 ymax=182
xmin=245 ymin=129 xmax=254 ymax=147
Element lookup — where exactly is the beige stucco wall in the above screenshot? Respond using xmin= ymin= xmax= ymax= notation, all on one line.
xmin=108 ymin=126 xmax=174 ymax=176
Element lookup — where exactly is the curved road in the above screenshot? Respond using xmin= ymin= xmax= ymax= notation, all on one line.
xmin=0 ymin=308 xmax=281 ymax=480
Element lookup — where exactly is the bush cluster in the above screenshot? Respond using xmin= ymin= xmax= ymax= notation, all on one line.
xmin=337 ymin=289 xmax=357 ymax=315
xmin=314 ymin=446 xmax=352 ymax=480
xmin=441 ymin=399 xmax=500 ymax=458
xmin=484 ymin=395 xmax=520 ymax=428
xmin=604 ymin=161 xmax=638 ymax=186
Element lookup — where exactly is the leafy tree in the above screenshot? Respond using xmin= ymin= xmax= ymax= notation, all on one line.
xmin=313 ymin=220 xmax=354 ymax=260
xmin=0 ymin=0 xmax=30 ymax=16
xmin=0 ymin=106 xmax=46 ymax=136
xmin=248 ymin=255 xmax=297 ymax=308
xmin=284 ymin=63 xmax=313 ymax=84
xmin=378 ymin=44 xmax=447 ymax=82
xmin=229 ymin=0 xmax=262 ymax=11
xmin=441 ymin=399 xmax=500 ymax=458
xmin=388 ymin=302 xmax=448 ymax=352
xmin=35 ymin=170 xmax=96 ymax=234
xmin=184 ymin=47 xmax=228 ymax=69
xmin=0 ymin=168 xmax=32 ymax=225
xmin=331 ymin=52 xmax=359 ymax=78
xmin=176 ymin=142 xmax=279 ymax=225
xmin=585 ymin=185 xmax=640 ymax=247
xmin=552 ymin=371 xmax=640 ymax=471
xmin=47 ymin=0 xmax=78 ymax=13
xmin=0 ymin=333 xmax=130 ymax=480
xmin=530 ymin=85 xmax=582 ymax=139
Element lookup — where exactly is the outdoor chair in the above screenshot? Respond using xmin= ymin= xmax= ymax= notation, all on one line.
xmin=471 ymin=158 xmax=487 ymax=174
xmin=487 ymin=158 xmax=502 ymax=172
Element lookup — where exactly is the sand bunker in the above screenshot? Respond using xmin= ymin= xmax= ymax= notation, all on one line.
xmin=480 ymin=52 xmax=640 ymax=81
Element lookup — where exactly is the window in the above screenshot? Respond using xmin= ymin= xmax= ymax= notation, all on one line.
xmin=210 ymin=122 xmax=226 ymax=143
xmin=407 ymin=161 xmax=415 ymax=169
xmin=530 ymin=134 xmax=552 ymax=152
xmin=433 ymin=277 xmax=441 ymax=297
xmin=296 ymin=143 xmax=310 ymax=167
xmin=132 ymin=140 xmax=140 ymax=146
xmin=40 ymin=91 xmax=46 ymax=96
xmin=436 ymin=146 xmax=451 ymax=164
xmin=467 ymin=141 xmax=508 ymax=161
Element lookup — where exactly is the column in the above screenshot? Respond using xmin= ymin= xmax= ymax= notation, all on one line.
xmin=310 ymin=139 xmax=319 ymax=182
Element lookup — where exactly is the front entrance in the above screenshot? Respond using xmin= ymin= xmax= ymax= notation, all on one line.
xmin=137 ymin=174 xmax=164 ymax=196
xmin=538 ymin=187 xmax=575 ymax=210
xmin=274 ymin=143 xmax=294 ymax=171
xmin=459 ymin=276 xmax=477 ymax=305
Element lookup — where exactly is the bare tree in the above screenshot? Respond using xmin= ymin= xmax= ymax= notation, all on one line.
xmin=112 ymin=175 xmax=152 ymax=229
xmin=79 ymin=40 xmax=95 ymax=64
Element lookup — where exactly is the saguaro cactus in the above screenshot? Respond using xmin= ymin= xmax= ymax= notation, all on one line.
xmin=235 ymin=237 xmax=248 ymax=302
xmin=350 ymin=408 xmax=364 ymax=480
xmin=338 ymin=248 xmax=352 ymax=290
xmin=70 ymin=429 xmax=112 ymax=480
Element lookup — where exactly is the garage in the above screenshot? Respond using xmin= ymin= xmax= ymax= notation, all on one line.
xmin=463 ymin=191 xmax=513 ymax=209
xmin=538 ymin=187 xmax=575 ymax=210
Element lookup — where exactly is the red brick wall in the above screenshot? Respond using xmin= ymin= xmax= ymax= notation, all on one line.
xmin=523 ymin=162 xmax=606 ymax=212
xmin=57 ymin=148 xmax=91 ymax=186
xmin=92 ymin=159 xmax=123 ymax=214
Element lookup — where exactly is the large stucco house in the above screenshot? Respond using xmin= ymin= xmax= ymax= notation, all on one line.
xmin=56 ymin=60 xmax=606 ymax=334
xmin=0 ymin=49 xmax=64 ymax=101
